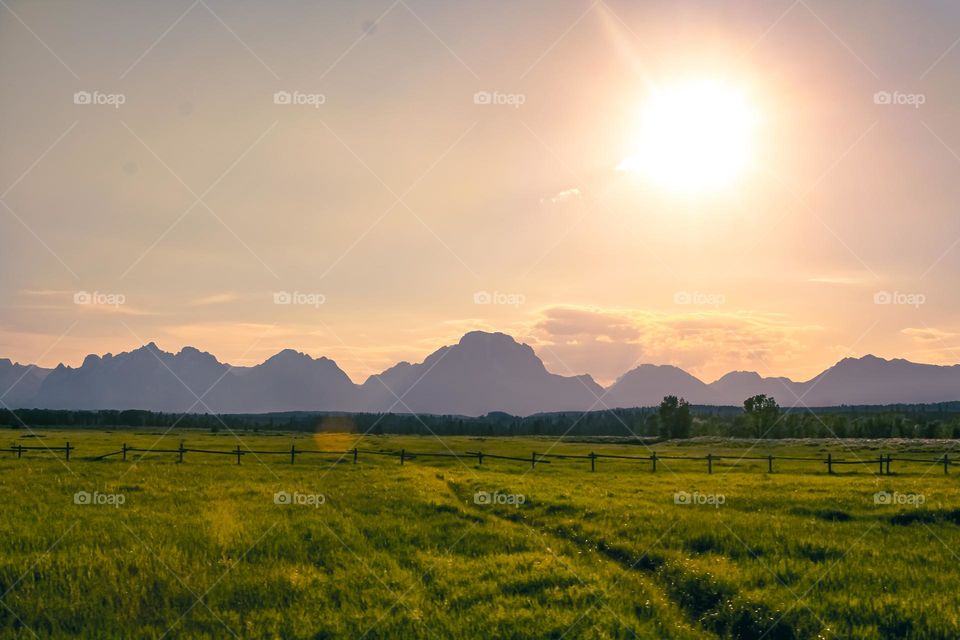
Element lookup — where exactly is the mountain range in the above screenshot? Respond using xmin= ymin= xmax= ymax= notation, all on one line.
xmin=1 ymin=331 xmax=959 ymax=415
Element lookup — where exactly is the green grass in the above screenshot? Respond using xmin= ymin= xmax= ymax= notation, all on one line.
xmin=1 ymin=429 xmax=958 ymax=639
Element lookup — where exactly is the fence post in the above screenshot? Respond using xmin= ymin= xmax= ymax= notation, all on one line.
xmin=827 ymin=453 xmax=833 ymax=475
xmin=885 ymin=454 xmax=891 ymax=475
xmin=707 ymin=453 xmax=713 ymax=474
xmin=235 ymin=445 xmax=242 ymax=465
xmin=400 ymin=449 xmax=405 ymax=465
xmin=353 ymin=447 xmax=358 ymax=464
xmin=17 ymin=444 xmax=22 ymax=459
xmin=122 ymin=443 xmax=127 ymax=462
xmin=531 ymin=451 xmax=536 ymax=469
xmin=290 ymin=444 xmax=296 ymax=465
xmin=178 ymin=441 xmax=185 ymax=464
xmin=878 ymin=453 xmax=884 ymax=476
xmin=944 ymin=453 xmax=950 ymax=475
xmin=477 ymin=451 xmax=483 ymax=466
xmin=768 ymin=455 xmax=773 ymax=473
xmin=590 ymin=452 xmax=596 ymax=472
xmin=65 ymin=442 xmax=71 ymax=462
xmin=651 ymin=452 xmax=657 ymax=473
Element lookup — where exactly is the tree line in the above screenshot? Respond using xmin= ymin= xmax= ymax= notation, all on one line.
xmin=3 ymin=397 xmax=960 ymax=439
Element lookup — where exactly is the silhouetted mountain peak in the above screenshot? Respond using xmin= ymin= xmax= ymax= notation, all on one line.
xmin=615 ymin=363 xmax=704 ymax=384
xmin=450 ymin=331 xmax=542 ymax=370
xmin=178 ymin=345 xmax=214 ymax=357
xmin=460 ymin=330 xmax=539 ymax=353
xmin=823 ymin=354 xmax=921 ymax=378
xmin=173 ymin=347 xmax=224 ymax=374
xmin=119 ymin=342 xmax=165 ymax=361
xmin=81 ymin=354 xmax=102 ymax=368
xmin=258 ymin=349 xmax=340 ymax=373
xmin=263 ymin=348 xmax=310 ymax=363
xmin=0 ymin=358 xmax=39 ymax=370
xmin=602 ymin=363 xmax=709 ymax=409
xmin=458 ymin=330 xmax=516 ymax=346
xmin=356 ymin=331 xmax=601 ymax=415
xmin=714 ymin=370 xmax=762 ymax=383
xmin=838 ymin=354 xmax=881 ymax=363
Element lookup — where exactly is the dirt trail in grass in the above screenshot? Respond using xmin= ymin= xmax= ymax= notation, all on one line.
xmin=445 ymin=478 xmax=804 ymax=640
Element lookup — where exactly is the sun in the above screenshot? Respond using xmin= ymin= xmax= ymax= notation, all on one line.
xmin=617 ymin=79 xmax=759 ymax=194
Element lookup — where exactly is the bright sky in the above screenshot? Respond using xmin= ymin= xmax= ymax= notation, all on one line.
xmin=3 ymin=0 xmax=960 ymax=386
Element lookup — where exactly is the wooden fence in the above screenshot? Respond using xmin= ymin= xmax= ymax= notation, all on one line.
xmin=3 ymin=441 xmax=957 ymax=475
xmin=2 ymin=442 xmax=73 ymax=461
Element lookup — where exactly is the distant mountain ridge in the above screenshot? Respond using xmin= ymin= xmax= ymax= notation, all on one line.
xmin=2 ymin=331 xmax=959 ymax=415
xmin=359 ymin=332 xmax=604 ymax=416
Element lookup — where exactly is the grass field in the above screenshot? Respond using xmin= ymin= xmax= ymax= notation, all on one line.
xmin=1 ymin=429 xmax=959 ymax=639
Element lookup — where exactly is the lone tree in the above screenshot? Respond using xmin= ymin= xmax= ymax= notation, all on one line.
xmin=743 ymin=394 xmax=780 ymax=438
xmin=657 ymin=395 xmax=692 ymax=439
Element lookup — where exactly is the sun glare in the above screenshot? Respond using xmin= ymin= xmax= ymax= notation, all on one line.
xmin=618 ymin=80 xmax=759 ymax=194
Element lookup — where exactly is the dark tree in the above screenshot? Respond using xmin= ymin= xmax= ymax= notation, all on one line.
xmin=658 ymin=395 xmax=692 ymax=439
xmin=743 ymin=394 xmax=780 ymax=438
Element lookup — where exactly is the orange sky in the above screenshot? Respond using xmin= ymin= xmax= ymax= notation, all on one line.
xmin=3 ymin=0 xmax=960 ymax=386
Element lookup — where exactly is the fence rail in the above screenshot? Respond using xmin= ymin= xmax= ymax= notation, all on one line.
xmin=3 ymin=441 xmax=958 ymax=475
xmin=2 ymin=443 xmax=73 ymax=461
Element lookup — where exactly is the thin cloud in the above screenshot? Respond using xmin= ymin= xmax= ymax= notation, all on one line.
xmin=191 ymin=292 xmax=240 ymax=306
xmin=902 ymin=327 xmax=960 ymax=342
xmin=539 ymin=187 xmax=581 ymax=206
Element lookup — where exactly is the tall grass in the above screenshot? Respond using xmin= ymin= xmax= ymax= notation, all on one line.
xmin=0 ymin=430 xmax=957 ymax=638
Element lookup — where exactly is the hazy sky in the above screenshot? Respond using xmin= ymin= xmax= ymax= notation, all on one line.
xmin=3 ymin=0 xmax=960 ymax=385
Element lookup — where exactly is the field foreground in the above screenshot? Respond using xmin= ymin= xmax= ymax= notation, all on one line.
xmin=1 ymin=430 xmax=959 ymax=639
